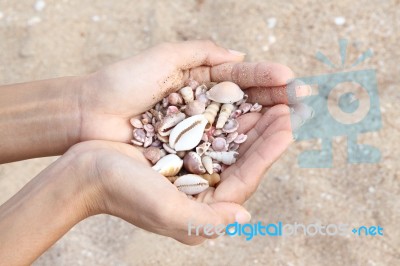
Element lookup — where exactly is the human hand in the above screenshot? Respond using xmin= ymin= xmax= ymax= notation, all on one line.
xmin=78 ymin=40 xmax=299 ymax=143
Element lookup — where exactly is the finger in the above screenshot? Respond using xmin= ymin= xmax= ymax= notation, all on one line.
xmin=246 ymin=82 xmax=312 ymax=106
xmin=180 ymin=200 xmax=251 ymax=239
xmin=210 ymin=62 xmax=294 ymax=88
xmin=164 ymin=40 xmax=245 ymax=69
xmin=236 ymin=112 xmax=262 ymax=134
xmin=237 ymin=104 xmax=291 ymax=155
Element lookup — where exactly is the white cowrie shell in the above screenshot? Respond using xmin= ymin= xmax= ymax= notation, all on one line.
xmin=169 ymin=114 xmax=208 ymax=151
xmin=174 ymin=174 xmax=209 ymax=195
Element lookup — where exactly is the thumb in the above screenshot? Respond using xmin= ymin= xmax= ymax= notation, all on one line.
xmin=183 ymin=200 xmax=251 ymax=239
xmin=161 ymin=40 xmax=246 ymax=69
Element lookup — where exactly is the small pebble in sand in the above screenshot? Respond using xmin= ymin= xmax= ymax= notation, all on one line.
xmin=0 ymin=12 xmax=3 ymax=20
xmin=334 ymin=16 xmax=346 ymax=26
xmin=27 ymin=16 xmax=41 ymax=26
xmin=267 ymin=17 xmax=277 ymax=29
xmin=34 ymin=0 xmax=46 ymax=12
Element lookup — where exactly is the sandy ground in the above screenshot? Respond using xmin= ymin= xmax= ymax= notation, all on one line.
xmin=0 ymin=0 xmax=399 ymax=265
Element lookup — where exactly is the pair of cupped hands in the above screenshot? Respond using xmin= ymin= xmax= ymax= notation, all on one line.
xmin=57 ymin=40 xmax=311 ymax=245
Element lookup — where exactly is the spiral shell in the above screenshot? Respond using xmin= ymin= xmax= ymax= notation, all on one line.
xmin=174 ymin=174 xmax=209 ymax=195
xmin=205 ymin=151 xmax=239 ymax=165
xmin=183 ymin=152 xmax=206 ymax=174
xmin=196 ymin=141 xmax=211 ymax=156
xmin=216 ymin=103 xmax=234 ymax=129
xmin=201 ymin=155 xmax=213 ymax=174
xmin=179 ymin=86 xmax=194 ymax=104
xmin=152 ymin=154 xmax=183 ymax=177
xmin=203 ymin=101 xmax=221 ymax=131
xmin=206 ymin=81 xmax=244 ymax=104
xmin=169 ymin=114 xmax=208 ymax=151
xmin=158 ymin=112 xmax=186 ymax=136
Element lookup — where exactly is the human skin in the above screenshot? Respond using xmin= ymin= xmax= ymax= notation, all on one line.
xmin=0 ymin=40 xmax=312 ymax=265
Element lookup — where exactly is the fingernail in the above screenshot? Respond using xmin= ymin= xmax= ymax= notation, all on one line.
xmin=296 ymin=84 xmax=312 ymax=98
xmin=235 ymin=210 xmax=251 ymax=224
xmin=287 ymin=80 xmax=312 ymax=104
xmin=228 ymin=49 xmax=246 ymax=56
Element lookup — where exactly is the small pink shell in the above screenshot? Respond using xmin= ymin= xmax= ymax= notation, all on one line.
xmin=166 ymin=106 xmax=180 ymax=116
xmin=187 ymin=79 xmax=200 ymax=89
xmin=185 ymin=100 xmax=206 ymax=116
xmin=131 ymin=139 xmax=143 ymax=146
xmin=212 ymin=163 xmax=222 ymax=173
xmin=213 ymin=129 xmax=223 ymax=136
xmin=212 ymin=137 xmax=227 ymax=152
xmin=228 ymin=142 xmax=240 ymax=151
xmin=222 ymin=119 xmax=239 ymax=133
xmin=226 ymin=132 xmax=239 ymax=143
xmin=168 ymin=93 xmax=183 ymax=105
xmin=234 ymin=134 xmax=248 ymax=144
xmin=143 ymin=136 xmax=153 ymax=148
xmin=229 ymin=109 xmax=242 ymax=119
xmin=250 ymin=103 xmax=262 ymax=112
xmin=133 ymin=128 xmax=146 ymax=142
xmin=130 ymin=118 xmax=143 ymax=128
xmin=144 ymin=124 xmax=155 ymax=133
xmin=239 ymin=103 xmax=252 ymax=114
xmin=143 ymin=147 xmax=161 ymax=164
xmin=151 ymin=139 xmax=162 ymax=148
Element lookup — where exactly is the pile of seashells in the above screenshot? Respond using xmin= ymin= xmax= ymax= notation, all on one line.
xmin=130 ymin=81 xmax=263 ymax=195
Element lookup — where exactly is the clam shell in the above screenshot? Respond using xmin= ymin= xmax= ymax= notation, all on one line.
xmin=183 ymin=152 xmax=206 ymax=174
xmin=152 ymin=154 xmax=183 ymax=177
xmin=133 ymin=128 xmax=146 ymax=142
xmin=239 ymin=103 xmax=252 ymax=114
xmin=222 ymin=119 xmax=239 ymax=133
xmin=166 ymin=106 xmax=180 ymax=116
xmin=169 ymin=114 xmax=208 ymax=151
xmin=250 ymin=103 xmax=262 ymax=112
xmin=158 ymin=112 xmax=186 ymax=136
xmin=201 ymin=155 xmax=213 ymax=174
xmin=179 ymin=86 xmax=194 ymax=104
xmin=174 ymin=174 xmax=209 ymax=195
xmin=206 ymin=81 xmax=244 ymax=104
xmin=216 ymin=103 xmax=235 ymax=129
xmin=234 ymin=133 xmax=248 ymax=144
xmin=130 ymin=118 xmax=143 ymax=128
xmin=212 ymin=137 xmax=227 ymax=152
xmin=226 ymin=131 xmax=239 ymax=143
xmin=168 ymin=93 xmax=183 ymax=105
xmin=203 ymin=101 xmax=221 ymax=131
xmin=205 ymin=151 xmax=239 ymax=165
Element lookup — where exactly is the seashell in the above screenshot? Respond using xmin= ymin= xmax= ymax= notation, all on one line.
xmin=141 ymin=117 xmax=149 ymax=125
xmin=201 ymin=173 xmax=220 ymax=187
xmin=133 ymin=128 xmax=146 ymax=142
xmin=155 ymin=103 xmax=162 ymax=111
xmin=250 ymin=103 xmax=262 ymax=112
xmin=160 ymin=149 xmax=167 ymax=158
xmin=206 ymin=81 xmax=244 ymax=104
xmin=216 ymin=103 xmax=235 ymax=129
xmin=143 ymin=147 xmax=162 ymax=164
xmin=201 ymin=133 xmax=208 ymax=142
xmin=222 ymin=119 xmax=239 ymax=133
xmin=187 ymin=79 xmax=200 ymax=89
xmin=163 ymin=143 xmax=176 ymax=154
xmin=151 ymin=139 xmax=163 ymax=148
xmin=203 ymin=101 xmax=221 ymax=131
xmin=143 ymin=136 xmax=153 ymax=148
xmin=212 ymin=163 xmax=222 ymax=173
xmin=239 ymin=103 xmax=253 ymax=114
xmin=131 ymin=139 xmax=143 ymax=146
xmin=234 ymin=133 xmax=248 ymax=144
xmin=196 ymin=93 xmax=209 ymax=105
xmin=230 ymin=109 xmax=242 ymax=119
xmin=195 ymin=84 xmax=208 ymax=98
xmin=169 ymin=114 xmax=208 ymax=151
xmin=166 ymin=176 xmax=179 ymax=183
xmin=152 ymin=154 xmax=183 ymax=177
xmin=184 ymin=100 xmax=206 ymax=116
xmin=166 ymin=106 xmax=180 ymax=116
xmin=176 ymin=150 xmax=187 ymax=158
xmin=201 ymin=155 xmax=213 ymax=174
xmin=158 ymin=112 xmax=186 ymax=136
xmin=228 ymin=142 xmax=240 ymax=151
xmin=145 ymin=111 xmax=153 ymax=119
xmin=236 ymin=94 xmax=249 ymax=106
xmin=130 ymin=118 xmax=143 ymax=128
xmin=205 ymin=151 xmax=239 ymax=165
xmin=174 ymin=174 xmax=209 ymax=195
xmin=162 ymin=97 xmax=169 ymax=108
xmin=196 ymin=142 xmax=211 ymax=156
xmin=168 ymin=93 xmax=184 ymax=106
xmin=183 ymin=152 xmax=206 ymax=174
xmin=157 ymin=133 xmax=169 ymax=143
xmin=144 ymin=124 xmax=154 ymax=133
xmin=226 ymin=131 xmax=239 ymax=143
xmin=150 ymin=109 xmax=163 ymax=121
xmin=213 ymin=129 xmax=223 ymax=136
xmin=212 ymin=137 xmax=227 ymax=152
xmin=179 ymin=86 xmax=194 ymax=104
